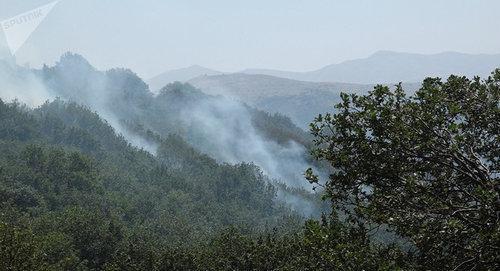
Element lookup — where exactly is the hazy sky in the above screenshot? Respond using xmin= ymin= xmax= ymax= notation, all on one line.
xmin=1 ymin=0 xmax=499 ymax=78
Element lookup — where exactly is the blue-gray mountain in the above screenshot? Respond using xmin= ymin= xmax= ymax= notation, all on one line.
xmin=241 ymin=51 xmax=500 ymax=83
xmin=148 ymin=51 xmax=498 ymax=128
xmin=147 ymin=51 xmax=500 ymax=86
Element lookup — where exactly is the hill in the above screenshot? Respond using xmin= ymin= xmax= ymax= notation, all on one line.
xmin=148 ymin=65 xmax=223 ymax=91
xmin=188 ymin=73 xmax=420 ymax=128
xmin=0 ymin=97 xmax=315 ymax=268
xmin=242 ymin=51 xmax=500 ymax=83
xmin=0 ymin=54 xmax=333 ymax=269
xmin=2 ymin=52 xmax=324 ymax=198
xmin=189 ymin=73 xmax=372 ymax=101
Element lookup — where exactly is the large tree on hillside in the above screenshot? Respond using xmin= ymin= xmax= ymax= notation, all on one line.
xmin=306 ymin=70 xmax=499 ymax=270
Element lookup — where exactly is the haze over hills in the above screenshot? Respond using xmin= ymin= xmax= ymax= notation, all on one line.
xmin=146 ymin=51 xmax=500 ymax=88
xmin=188 ymin=73 xmax=420 ymax=128
xmin=8 ymin=49 xmax=494 ymax=129
xmin=148 ymin=65 xmax=223 ymax=91
xmin=180 ymin=51 xmax=499 ymax=128
xmin=242 ymin=51 xmax=500 ymax=84
xmin=188 ymin=73 xmax=371 ymax=128
xmin=0 ymin=52 xmax=326 ymax=190
xmin=188 ymin=73 xmax=372 ymax=102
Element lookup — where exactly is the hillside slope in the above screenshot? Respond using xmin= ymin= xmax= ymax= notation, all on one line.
xmin=189 ymin=73 xmax=420 ymax=128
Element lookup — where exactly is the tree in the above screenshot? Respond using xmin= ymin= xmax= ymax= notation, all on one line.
xmin=0 ymin=223 xmax=39 ymax=271
xmin=307 ymin=70 xmax=500 ymax=270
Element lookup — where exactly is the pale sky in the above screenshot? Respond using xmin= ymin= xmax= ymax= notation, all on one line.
xmin=1 ymin=0 xmax=499 ymax=78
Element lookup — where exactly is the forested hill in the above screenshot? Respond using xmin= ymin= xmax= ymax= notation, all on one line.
xmin=37 ymin=53 xmax=309 ymax=148
xmin=1 ymin=50 xmax=404 ymax=270
xmin=1 ymin=51 xmax=327 ymax=208
xmin=0 ymin=52 xmax=334 ymax=268
xmin=0 ymin=96 xmax=321 ymax=268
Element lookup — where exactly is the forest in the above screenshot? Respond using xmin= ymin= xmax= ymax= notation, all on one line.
xmin=0 ymin=52 xmax=499 ymax=270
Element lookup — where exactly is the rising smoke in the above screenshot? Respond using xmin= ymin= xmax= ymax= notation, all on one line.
xmin=0 ymin=53 xmax=321 ymax=215
xmin=181 ymin=96 xmax=317 ymax=188
xmin=0 ymin=58 xmax=54 ymax=107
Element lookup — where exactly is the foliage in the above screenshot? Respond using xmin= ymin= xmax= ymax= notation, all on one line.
xmin=308 ymin=70 xmax=500 ymax=270
xmin=0 ymin=98 xmax=308 ymax=269
xmin=3 ymin=53 xmax=497 ymax=270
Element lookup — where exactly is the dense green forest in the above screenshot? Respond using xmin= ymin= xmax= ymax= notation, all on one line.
xmin=0 ymin=98 xmax=310 ymax=270
xmin=0 ymin=52 xmax=499 ymax=270
xmin=0 ymin=99 xmax=398 ymax=270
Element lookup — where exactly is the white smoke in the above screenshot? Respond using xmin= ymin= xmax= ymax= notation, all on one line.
xmin=0 ymin=60 xmax=54 ymax=107
xmin=181 ymin=96 xmax=318 ymax=189
xmin=0 ymin=56 xmax=321 ymax=215
xmin=276 ymin=189 xmax=316 ymax=217
xmin=0 ymin=57 xmax=157 ymax=154
xmin=0 ymin=57 xmax=316 ymax=188
xmin=96 ymin=108 xmax=158 ymax=155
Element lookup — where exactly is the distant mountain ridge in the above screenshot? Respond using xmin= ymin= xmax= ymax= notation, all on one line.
xmin=148 ymin=51 xmax=500 ymax=89
xmin=242 ymin=51 xmax=500 ymax=83
xmin=143 ymin=51 xmax=500 ymax=128
xmin=148 ymin=65 xmax=223 ymax=91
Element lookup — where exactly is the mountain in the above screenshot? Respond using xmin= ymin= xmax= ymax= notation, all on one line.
xmin=242 ymin=51 xmax=500 ymax=83
xmin=184 ymin=51 xmax=498 ymax=128
xmin=147 ymin=65 xmax=223 ymax=91
xmin=188 ymin=73 xmax=420 ymax=128
xmin=253 ymin=90 xmax=348 ymax=129
xmin=188 ymin=73 xmax=373 ymax=102
xmin=240 ymin=68 xmax=306 ymax=81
